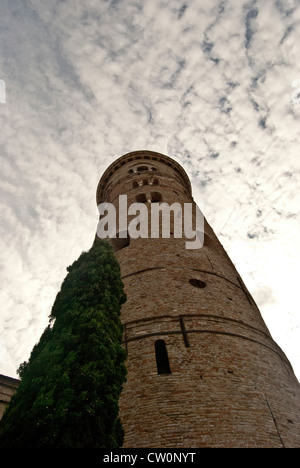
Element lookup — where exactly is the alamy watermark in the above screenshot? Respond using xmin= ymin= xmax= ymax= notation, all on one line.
xmin=96 ymin=195 xmax=204 ymax=249
xmin=0 ymin=79 xmax=6 ymax=103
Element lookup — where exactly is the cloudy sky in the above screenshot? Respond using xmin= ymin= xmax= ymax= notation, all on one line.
xmin=0 ymin=0 xmax=299 ymax=381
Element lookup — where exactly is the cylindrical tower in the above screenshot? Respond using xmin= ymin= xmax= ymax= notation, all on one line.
xmin=96 ymin=150 xmax=300 ymax=448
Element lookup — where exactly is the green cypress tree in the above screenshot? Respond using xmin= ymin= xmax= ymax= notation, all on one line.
xmin=0 ymin=240 xmax=127 ymax=448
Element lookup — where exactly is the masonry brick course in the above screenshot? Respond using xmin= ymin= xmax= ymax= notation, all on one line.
xmin=96 ymin=150 xmax=300 ymax=448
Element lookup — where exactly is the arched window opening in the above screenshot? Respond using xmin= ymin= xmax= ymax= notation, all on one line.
xmin=151 ymin=192 xmax=162 ymax=203
xmin=132 ymin=180 xmax=139 ymax=188
xmin=151 ymin=166 xmax=158 ymax=171
xmin=142 ymin=179 xmax=148 ymax=186
xmin=128 ymin=169 xmax=134 ymax=174
xmin=137 ymin=166 xmax=149 ymax=172
xmin=111 ymin=231 xmax=130 ymax=252
xmin=152 ymin=178 xmax=159 ymax=185
xmin=136 ymin=193 xmax=147 ymax=203
xmin=155 ymin=340 xmax=171 ymax=375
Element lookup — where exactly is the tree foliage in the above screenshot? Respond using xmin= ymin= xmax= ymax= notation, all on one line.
xmin=0 ymin=240 xmax=127 ymax=448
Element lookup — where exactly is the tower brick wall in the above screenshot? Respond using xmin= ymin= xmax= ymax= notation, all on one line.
xmin=96 ymin=150 xmax=300 ymax=448
xmin=0 ymin=375 xmax=19 ymax=421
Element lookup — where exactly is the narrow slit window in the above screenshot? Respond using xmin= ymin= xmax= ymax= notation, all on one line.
xmin=155 ymin=340 xmax=171 ymax=374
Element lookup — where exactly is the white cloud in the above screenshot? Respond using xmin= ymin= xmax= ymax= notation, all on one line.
xmin=0 ymin=0 xmax=299 ymax=383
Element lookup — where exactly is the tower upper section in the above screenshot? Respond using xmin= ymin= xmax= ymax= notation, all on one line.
xmin=96 ymin=150 xmax=192 ymax=206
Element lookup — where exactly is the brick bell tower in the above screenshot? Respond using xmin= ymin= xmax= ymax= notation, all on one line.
xmin=95 ymin=150 xmax=300 ymax=448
